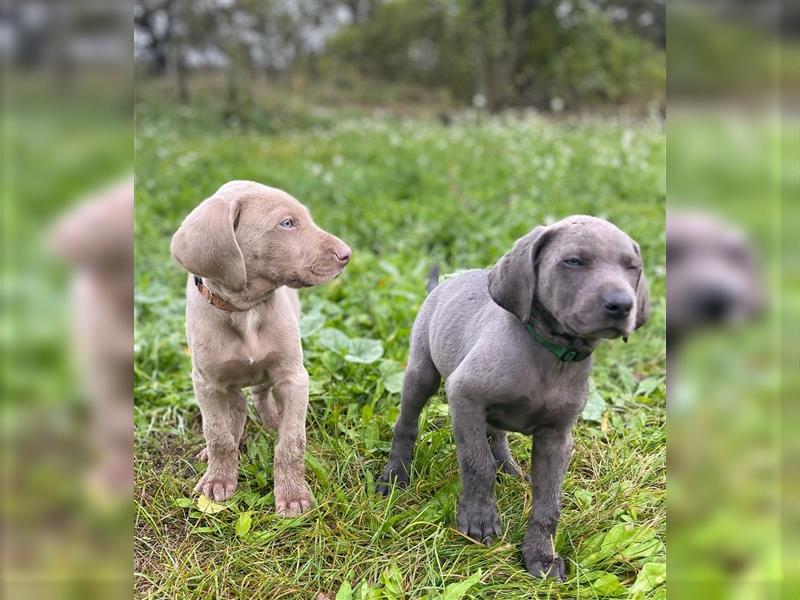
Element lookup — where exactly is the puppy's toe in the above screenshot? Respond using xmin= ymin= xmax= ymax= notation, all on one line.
xmin=457 ymin=504 xmax=501 ymax=545
xmin=195 ymin=447 xmax=208 ymax=462
xmin=195 ymin=473 xmax=237 ymax=501
xmin=524 ymin=555 xmax=567 ymax=581
xmin=278 ymin=498 xmax=312 ymax=517
xmin=376 ymin=463 xmax=409 ymax=496
xmin=195 ymin=481 xmax=213 ymax=499
xmin=275 ymin=487 xmax=313 ymax=517
xmin=467 ymin=525 xmax=497 ymax=546
xmin=211 ymin=482 xmax=228 ymax=501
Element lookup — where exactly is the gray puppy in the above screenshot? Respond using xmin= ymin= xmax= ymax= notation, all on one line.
xmin=378 ymin=215 xmax=650 ymax=580
xmin=666 ymin=211 xmax=764 ymax=346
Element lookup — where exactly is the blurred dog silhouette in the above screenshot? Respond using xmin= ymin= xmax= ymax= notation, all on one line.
xmin=49 ymin=178 xmax=134 ymax=502
xmin=667 ymin=211 xmax=764 ymax=357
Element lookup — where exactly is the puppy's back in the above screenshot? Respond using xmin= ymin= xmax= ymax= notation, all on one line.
xmin=419 ymin=270 xmax=496 ymax=378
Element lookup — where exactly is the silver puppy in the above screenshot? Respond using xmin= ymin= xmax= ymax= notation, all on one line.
xmin=171 ymin=181 xmax=351 ymax=516
xmin=378 ymin=215 xmax=650 ymax=580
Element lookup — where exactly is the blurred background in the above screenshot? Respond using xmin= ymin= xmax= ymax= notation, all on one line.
xmin=133 ymin=0 xmax=665 ymax=124
xmin=0 ymin=0 xmax=795 ymax=598
xmin=2 ymin=2 xmax=132 ymax=600
xmin=667 ymin=3 xmax=797 ymax=600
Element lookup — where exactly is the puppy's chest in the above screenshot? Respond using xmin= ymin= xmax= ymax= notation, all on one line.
xmin=237 ymin=310 xmax=272 ymax=363
xmin=484 ymin=378 xmax=588 ymax=434
xmin=198 ymin=310 xmax=294 ymax=385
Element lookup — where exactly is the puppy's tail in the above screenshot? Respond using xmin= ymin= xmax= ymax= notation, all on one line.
xmin=425 ymin=263 xmax=440 ymax=295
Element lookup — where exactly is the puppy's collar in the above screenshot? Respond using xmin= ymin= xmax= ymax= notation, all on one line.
xmin=194 ymin=276 xmax=247 ymax=312
xmin=525 ymin=319 xmax=592 ymax=362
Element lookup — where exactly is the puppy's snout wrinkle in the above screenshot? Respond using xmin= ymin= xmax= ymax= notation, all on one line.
xmin=601 ymin=290 xmax=634 ymax=318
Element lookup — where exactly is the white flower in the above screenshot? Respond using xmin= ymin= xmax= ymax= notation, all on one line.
xmin=550 ymin=97 xmax=565 ymax=112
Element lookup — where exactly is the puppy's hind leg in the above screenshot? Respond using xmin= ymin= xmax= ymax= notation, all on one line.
xmin=252 ymin=384 xmax=281 ymax=431
xmin=489 ymin=428 xmax=526 ymax=480
xmin=377 ymin=341 xmax=441 ymax=495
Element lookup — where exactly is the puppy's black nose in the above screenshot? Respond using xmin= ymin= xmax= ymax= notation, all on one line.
xmin=696 ymin=288 xmax=733 ymax=321
xmin=602 ymin=290 xmax=634 ymax=318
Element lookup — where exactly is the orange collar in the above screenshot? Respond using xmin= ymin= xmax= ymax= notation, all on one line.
xmin=194 ymin=276 xmax=246 ymax=312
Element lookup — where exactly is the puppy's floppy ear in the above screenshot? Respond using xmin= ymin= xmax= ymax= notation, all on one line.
xmin=634 ymin=271 xmax=650 ymax=330
xmin=633 ymin=243 xmax=650 ymax=330
xmin=170 ymin=195 xmax=247 ymax=290
xmin=487 ymin=226 xmax=549 ymax=322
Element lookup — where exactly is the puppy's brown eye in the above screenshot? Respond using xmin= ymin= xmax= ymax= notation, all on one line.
xmin=564 ymin=257 xmax=582 ymax=267
xmin=279 ymin=218 xmax=295 ymax=230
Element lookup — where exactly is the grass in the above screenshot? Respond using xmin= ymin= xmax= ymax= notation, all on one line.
xmin=134 ymin=107 xmax=665 ymax=599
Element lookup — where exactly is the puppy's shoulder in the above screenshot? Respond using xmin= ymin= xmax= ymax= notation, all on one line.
xmin=432 ymin=269 xmax=490 ymax=303
xmin=426 ymin=269 xmax=493 ymax=332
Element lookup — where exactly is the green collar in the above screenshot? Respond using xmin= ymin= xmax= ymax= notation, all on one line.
xmin=525 ymin=320 xmax=592 ymax=362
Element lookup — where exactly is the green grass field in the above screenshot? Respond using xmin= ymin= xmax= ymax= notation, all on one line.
xmin=134 ymin=110 xmax=665 ymax=599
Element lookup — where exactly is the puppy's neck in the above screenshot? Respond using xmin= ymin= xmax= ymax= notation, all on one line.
xmin=526 ymin=309 xmax=599 ymax=357
xmin=202 ymin=277 xmax=278 ymax=312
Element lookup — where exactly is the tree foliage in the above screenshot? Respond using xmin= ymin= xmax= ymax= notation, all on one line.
xmin=134 ymin=0 xmax=665 ymax=112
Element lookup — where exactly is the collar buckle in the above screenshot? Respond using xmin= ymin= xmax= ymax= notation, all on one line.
xmin=194 ymin=275 xmax=245 ymax=312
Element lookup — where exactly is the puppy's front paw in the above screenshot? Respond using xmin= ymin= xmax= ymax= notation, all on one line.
xmin=194 ymin=470 xmax=237 ymax=501
xmin=376 ymin=461 xmax=409 ymax=496
xmin=275 ymin=484 xmax=313 ymax=517
xmin=524 ymin=553 xmax=567 ymax=581
xmin=457 ymin=501 xmax=501 ymax=545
